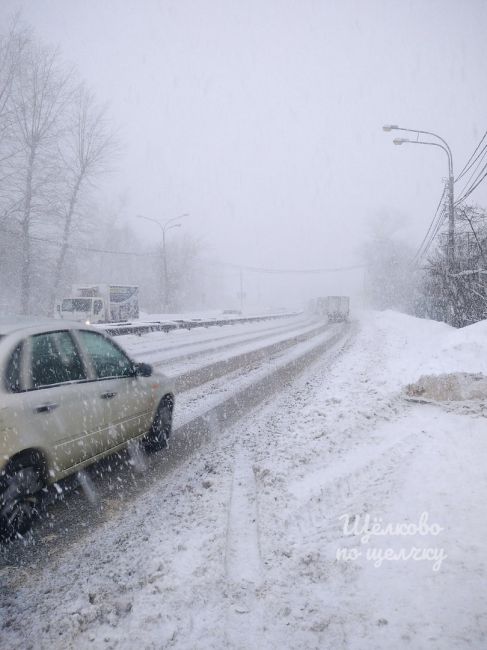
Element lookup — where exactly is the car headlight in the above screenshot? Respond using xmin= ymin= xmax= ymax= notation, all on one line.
xmin=85 ymin=319 xmax=91 ymax=325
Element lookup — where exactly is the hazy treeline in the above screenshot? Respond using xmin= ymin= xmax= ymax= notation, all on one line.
xmin=363 ymin=204 xmax=487 ymax=327
xmin=0 ymin=17 xmax=218 ymax=317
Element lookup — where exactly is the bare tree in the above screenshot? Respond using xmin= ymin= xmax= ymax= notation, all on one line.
xmin=0 ymin=17 xmax=29 ymax=215
xmin=0 ymin=17 xmax=27 ymax=137
xmin=49 ymin=85 xmax=118 ymax=308
xmin=455 ymin=204 xmax=487 ymax=266
xmin=9 ymin=41 xmax=74 ymax=313
xmin=418 ymin=205 xmax=487 ymax=326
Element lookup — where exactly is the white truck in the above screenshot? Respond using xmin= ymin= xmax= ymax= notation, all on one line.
xmin=315 ymin=296 xmax=350 ymax=322
xmin=56 ymin=284 xmax=139 ymax=324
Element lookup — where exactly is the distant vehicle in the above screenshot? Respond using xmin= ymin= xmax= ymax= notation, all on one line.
xmin=56 ymin=284 xmax=139 ymax=324
xmin=222 ymin=309 xmax=242 ymax=315
xmin=0 ymin=320 xmax=174 ymax=538
xmin=315 ymin=296 xmax=350 ymax=322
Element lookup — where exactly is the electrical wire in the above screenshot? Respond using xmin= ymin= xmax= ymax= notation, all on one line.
xmin=455 ymin=166 xmax=487 ymax=205
xmin=1 ymin=226 xmax=367 ymax=274
xmin=417 ymin=205 xmax=448 ymax=263
xmin=211 ymin=261 xmax=367 ymax=275
xmin=456 ymin=152 xmax=487 ymax=200
xmin=0 ymin=226 xmax=160 ymax=256
xmin=456 ymin=130 xmax=487 ymax=182
xmin=412 ymin=183 xmax=448 ymax=264
xmin=414 ymin=186 xmax=446 ymax=260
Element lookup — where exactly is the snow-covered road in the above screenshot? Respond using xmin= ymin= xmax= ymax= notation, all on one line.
xmin=1 ymin=311 xmax=486 ymax=649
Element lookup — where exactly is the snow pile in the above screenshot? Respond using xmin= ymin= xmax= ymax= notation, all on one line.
xmin=359 ymin=310 xmax=487 ymax=402
xmin=403 ymin=317 xmax=487 ymax=402
xmin=406 ymin=372 xmax=487 ymax=401
xmin=416 ymin=318 xmax=487 ymax=376
xmin=353 ymin=310 xmax=451 ymax=390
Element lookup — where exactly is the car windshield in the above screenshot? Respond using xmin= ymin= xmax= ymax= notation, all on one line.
xmin=61 ymin=298 xmax=91 ymax=312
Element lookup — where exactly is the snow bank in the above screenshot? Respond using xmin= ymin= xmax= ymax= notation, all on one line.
xmin=355 ymin=310 xmax=451 ymax=389
xmin=359 ymin=310 xmax=487 ymax=401
xmin=417 ymin=318 xmax=487 ymax=376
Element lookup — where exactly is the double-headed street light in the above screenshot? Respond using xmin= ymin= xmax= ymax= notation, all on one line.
xmin=137 ymin=213 xmax=188 ymax=312
xmin=383 ymin=124 xmax=455 ymax=267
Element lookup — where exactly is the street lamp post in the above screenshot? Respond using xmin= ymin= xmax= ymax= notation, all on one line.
xmin=383 ymin=124 xmax=455 ymax=267
xmin=137 ymin=213 xmax=188 ymax=312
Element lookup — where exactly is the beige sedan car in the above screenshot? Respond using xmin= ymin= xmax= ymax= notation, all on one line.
xmin=0 ymin=320 xmax=174 ymax=538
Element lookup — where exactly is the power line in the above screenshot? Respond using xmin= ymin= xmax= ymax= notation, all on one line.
xmin=214 ymin=261 xmax=367 ymax=274
xmin=455 ymin=166 xmax=487 ymax=205
xmin=0 ymin=226 xmax=160 ymax=257
xmin=412 ymin=183 xmax=448 ymax=264
xmin=456 ymin=130 xmax=487 ymax=182
xmin=456 ymin=151 xmax=487 ymax=200
xmin=413 ymin=185 xmax=446 ymax=261
xmin=1 ymin=226 xmax=367 ymax=274
xmin=418 ymin=206 xmax=448 ymax=263
xmin=457 ymin=143 xmax=487 ymax=184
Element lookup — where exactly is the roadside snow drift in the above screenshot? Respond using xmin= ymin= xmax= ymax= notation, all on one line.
xmin=376 ymin=310 xmax=487 ymax=402
xmin=417 ymin=317 xmax=487 ymax=376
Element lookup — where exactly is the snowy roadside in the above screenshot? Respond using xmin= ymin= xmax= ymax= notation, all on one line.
xmin=1 ymin=311 xmax=486 ymax=649
xmin=247 ymin=311 xmax=487 ymax=649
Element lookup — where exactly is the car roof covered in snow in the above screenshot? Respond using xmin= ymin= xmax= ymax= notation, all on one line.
xmin=0 ymin=318 xmax=92 ymax=337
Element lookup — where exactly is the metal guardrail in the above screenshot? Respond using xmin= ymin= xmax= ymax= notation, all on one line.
xmin=102 ymin=312 xmax=300 ymax=337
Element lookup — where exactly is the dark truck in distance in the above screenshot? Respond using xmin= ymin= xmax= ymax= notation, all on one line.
xmin=312 ymin=296 xmax=350 ymax=322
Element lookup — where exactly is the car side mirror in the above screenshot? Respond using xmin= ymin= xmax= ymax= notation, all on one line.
xmin=135 ymin=362 xmax=153 ymax=377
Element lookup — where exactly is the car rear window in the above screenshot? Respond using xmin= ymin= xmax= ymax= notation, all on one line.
xmin=31 ymin=331 xmax=86 ymax=388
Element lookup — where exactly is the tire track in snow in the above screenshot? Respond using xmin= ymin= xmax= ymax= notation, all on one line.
xmin=288 ymin=420 xmax=425 ymax=548
xmin=224 ymin=445 xmax=263 ymax=648
xmin=128 ymin=315 xmax=312 ymax=362
xmin=167 ymin=321 xmax=332 ymax=392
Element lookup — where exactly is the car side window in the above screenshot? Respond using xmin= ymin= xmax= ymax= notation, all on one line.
xmin=30 ymin=331 xmax=86 ymax=389
xmin=5 ymin=342 xmax=23 ymax=392
xmin=77 ymin=330 xmax=134 ymax=379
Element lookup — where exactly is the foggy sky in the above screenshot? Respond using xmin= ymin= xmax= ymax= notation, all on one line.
xmin=1 ymin=0 xmax=486 ymax=284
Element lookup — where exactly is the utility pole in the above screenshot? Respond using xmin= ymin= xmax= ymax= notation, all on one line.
xmin=137 ymin=213 xmax=188 ymax=312
xmin=383 ymin=124 xmax=456 ymax=325
xmin=383 ymin=124 xmax=455 ymax=269
xmin=447 ymin=172 xmax=455 ymax=268
xmin=239 ymin=267 xmax=244 ymax=313
xmin=161 ymin=227 xmax=169 ymax=311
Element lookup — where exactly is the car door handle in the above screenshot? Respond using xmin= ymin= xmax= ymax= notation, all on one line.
xmin=100 ymin=391 xmax=117 ymax=400
xmin=35 ymin=403 xmax=58 ymax=413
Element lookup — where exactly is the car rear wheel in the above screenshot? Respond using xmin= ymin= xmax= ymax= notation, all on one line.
xmin=145 ymin=394 xmax=174 ymax=452
xmin=0 ymin=464 xmax=43 ymax=539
